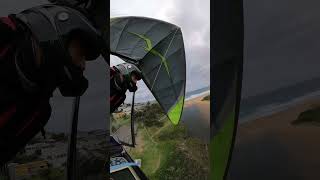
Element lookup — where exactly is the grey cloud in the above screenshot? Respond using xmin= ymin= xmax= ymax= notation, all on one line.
xmin=242 ymin=0 xmax=320 ymax=98
xmin=167 ymin=0 xmax=210 ymax=91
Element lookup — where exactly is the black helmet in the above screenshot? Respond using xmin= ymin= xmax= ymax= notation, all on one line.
xmin=15 ymin=4 xmax=103 ymax=96
xmin=114 ymin=63 xmax=142 ymax=92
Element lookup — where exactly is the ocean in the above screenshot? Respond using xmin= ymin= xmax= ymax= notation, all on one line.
xmin=185 ymin=86 xmax=210 ymax=100
xmin=239 ymin=77 xmax=320 ymax=123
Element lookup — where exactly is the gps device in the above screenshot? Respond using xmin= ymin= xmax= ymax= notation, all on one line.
xmin=109 ymin=136 xmax=148 ymax=180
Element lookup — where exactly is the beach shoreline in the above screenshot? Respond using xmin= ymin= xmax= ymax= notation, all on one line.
xmin=184 ymin=91 xmax=210 ymax=105
xmin=239 ymin=93 xmax=320 ymax=124
xmin=182 ymin=91 xmax=210 ymax=143
xmin=229 ymin=94 xmax=320 ymax=180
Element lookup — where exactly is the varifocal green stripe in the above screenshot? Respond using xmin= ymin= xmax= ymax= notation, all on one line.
xmin=210 ymin=108 xmax=235 ymax=180
xmin=129 ymin=32 xmax=171 ymax=78
xmin=168 ymin=95 xmax=184 ymax=125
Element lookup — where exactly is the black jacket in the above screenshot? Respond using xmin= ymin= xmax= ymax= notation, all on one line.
xmin=0 ymin=15 xmax=128 ymax=165
xmin=0 ymin=16 xmax=52 ymax=166
xmin=110 ymin=66 xmax=127 ymax=113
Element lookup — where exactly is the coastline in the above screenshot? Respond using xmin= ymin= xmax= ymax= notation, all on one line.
xmin=184 ymin=91 xmax=210 ymax=105
xmin=229 ymin=93 xmax=320 ymax=179
xmin=185 ymin=90 xmax=210 ymax=102
xmin=239 ymin=92 xmax=320 ymax=124
xmin=182 ymin=91 xmax=210 ymax=143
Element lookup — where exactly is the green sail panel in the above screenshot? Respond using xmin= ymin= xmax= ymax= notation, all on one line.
xmin=110 ymin=16 xmax=186 ymax=125
xmin=168 ymin=94 xmax=185 ymax=125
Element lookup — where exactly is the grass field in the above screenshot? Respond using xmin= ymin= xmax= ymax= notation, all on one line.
xmin=113 ymin=103 xmax=210 ymax=179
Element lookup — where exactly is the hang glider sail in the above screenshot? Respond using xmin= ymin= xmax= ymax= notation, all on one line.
xmin=110 ymin=16 xmax=186 ymax=125
xmin=210 ymin=0 xmax=244 ymax=179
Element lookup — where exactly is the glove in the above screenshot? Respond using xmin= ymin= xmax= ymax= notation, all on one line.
xmin=57 ymin=63 xmax=89 ymax=97
xmin=58 ymin=77 xmax=88 ymax=97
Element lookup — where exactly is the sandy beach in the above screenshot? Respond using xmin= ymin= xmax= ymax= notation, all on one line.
xmin=184 ymin=94 xmax=211 ymax=117
xmin=228 ymin=97 xmax=320 ymax=180
xmin=185 ymin=92 xmax=210 ymax=104
xmin=182 ymin=92 xmax=210 ymax=143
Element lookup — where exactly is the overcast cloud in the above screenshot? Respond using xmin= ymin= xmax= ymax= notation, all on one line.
xmin=242 ymin=0 xmax=320 ymax=98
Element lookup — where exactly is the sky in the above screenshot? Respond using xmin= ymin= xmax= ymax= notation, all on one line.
xmin=110 ymin=0 xmax=211 ymax=103
xmin=241 ymin=0 xmax=320 ymax=98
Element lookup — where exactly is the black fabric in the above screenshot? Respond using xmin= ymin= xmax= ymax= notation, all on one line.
xmin=66 ymin=29 xmax=103 ymax=61
xmin=0 ymin=16 xmax=28 ymax=107
xmin=110 ymin=67 xmax=127 ymax=113
xmin=0 ymin=15 xmax=55 ymax=94
xmin=58 ymin=75 xmax=88 ymax=97
xmin=15 ymin=5 xmax=103 ymax=97
xmin=0 ymin=19 xmax=16 ymax=49
xmin=0 ymin=17 xmax=53 ymax=165
xmin=14 ymin=31 xmax=43 ymax=94
xmin=0 ymin=97 xmax=51 ymax=166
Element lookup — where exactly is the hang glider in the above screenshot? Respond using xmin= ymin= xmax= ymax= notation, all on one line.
xmin=110 ymin=16 xmax=186 ymax=125
xmin=210 ymin=0 xmax=244 ymax=179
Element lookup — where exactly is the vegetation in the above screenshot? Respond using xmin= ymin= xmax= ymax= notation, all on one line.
xmin=51 ymin=133 xmax=67 ymax=142
xmin=29 ymin=161 xmax=106 ymax=180
xmin=111 ymin=113 xmax=131 ymax=132
xmin=292 ymin=107 xmax=320 ymax=126
xmin=29 ymin=167 xmax=65 ymax=180
xmin=0 ymin=175 xmax=9 ymax=180
xmin=135 ymin=103 xmax=164 ymax=127
xmin=202 ymin=94 xmax=210 ymax=101
xmin=121 ymin=103 xmax=209 ymax=179
xmin=27 ymin=136 xmax=42 ymax=145
xmin=13 ymin=152 xmax=43 ymax=164
xmin=111 ymin=103 xmax=164 ymax=133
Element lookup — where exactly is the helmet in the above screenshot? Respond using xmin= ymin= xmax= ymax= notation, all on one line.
xmin=15 ymin=4 xmax=104 ymax=96
xmin=114 ymin=63 xmax=142 ymax=92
